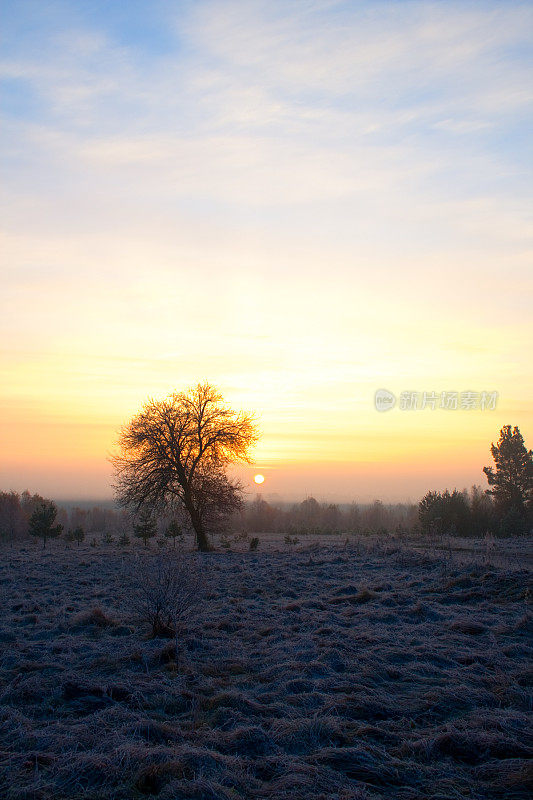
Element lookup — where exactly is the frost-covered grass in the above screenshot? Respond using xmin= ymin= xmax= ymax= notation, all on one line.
xmin=0 ymin=539 xmax=531 ymax=799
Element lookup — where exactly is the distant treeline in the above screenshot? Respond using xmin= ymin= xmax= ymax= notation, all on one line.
xmin=238 ymin=485 xmax=530 ymax=538
xmin=0 ymin=490 xmax=420 ymax=543
xmin=0 ymin=491 xmax=133 ymax=544
xmin=238 ymin=495 xmax=418 ymax=536
xmin=1 ymin=485 xmax=523 ymax=545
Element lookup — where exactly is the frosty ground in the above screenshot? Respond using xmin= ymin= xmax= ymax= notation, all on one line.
xmin=0 ymin=538 xmax=531 ymax=800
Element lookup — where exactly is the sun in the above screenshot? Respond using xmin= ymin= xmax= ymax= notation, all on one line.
xmin=254 ymin=474 xmax=265 ymax=484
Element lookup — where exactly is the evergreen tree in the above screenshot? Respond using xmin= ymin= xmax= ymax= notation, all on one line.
xmin=418 ymin=489 xmax=471 ymax=536
xmin=134 ymin=512 xmax=157 ymax=547
xmin=73 ymin=526 xmax=85 ymax=546
xmin=469 ymin=485 xmax=494 ymax=536
xmin=483 ymin=425 xmax=533 ymax=529
xmin=28 ymin=501 xmax=63 ymax=548
xmin=165 ymin=519 xmax=183 ymax=548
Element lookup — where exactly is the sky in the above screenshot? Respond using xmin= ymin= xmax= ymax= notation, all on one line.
xmin=1 ymin=0 xmax=532 ymax=503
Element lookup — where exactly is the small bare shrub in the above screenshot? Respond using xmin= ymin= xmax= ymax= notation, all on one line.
xmin=125 ymin=553 xmax=203 ymax=663
xmin=249 ymin=537 xmax=260 ymax=551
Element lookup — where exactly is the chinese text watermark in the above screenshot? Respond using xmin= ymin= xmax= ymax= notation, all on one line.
xmin=374 ymin=389 xmax=498 ymax=412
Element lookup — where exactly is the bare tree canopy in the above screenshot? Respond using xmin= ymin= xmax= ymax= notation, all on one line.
xmin=111 ymin=382 xmax=259 ymax=550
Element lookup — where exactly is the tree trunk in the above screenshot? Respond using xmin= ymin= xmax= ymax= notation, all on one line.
xmin=184 ymin=490 xmax=210 ymax=551
xmin=189 ymin=509 xmax=209 ymax=551
xmin=191 ymin=516 xmax=210 ymax=551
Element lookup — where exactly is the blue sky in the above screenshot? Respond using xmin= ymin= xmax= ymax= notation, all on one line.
xmin=1 ymin=0 xmax=532 ymax=499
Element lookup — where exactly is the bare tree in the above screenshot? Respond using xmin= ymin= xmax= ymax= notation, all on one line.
xmin=111 ymin=382 xmax=258 ymax=551
xmin=0 ymin=491 xmax=26 ymax=544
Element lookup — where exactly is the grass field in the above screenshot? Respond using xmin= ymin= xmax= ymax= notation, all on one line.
xmin=0 ymin=537 xmax=531 ymax=799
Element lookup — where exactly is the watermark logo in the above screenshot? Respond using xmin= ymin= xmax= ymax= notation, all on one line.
xmin=374 ymin=389 xmax=498 ymax=411
xmin=375 ymin=388 xmax=396 ymax=412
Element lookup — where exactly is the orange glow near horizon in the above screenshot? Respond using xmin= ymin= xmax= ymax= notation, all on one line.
xmin=1 ymin=375 xmax=531 ymax=502
xmin=1 ymin=319 xmax=532 ymax=501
